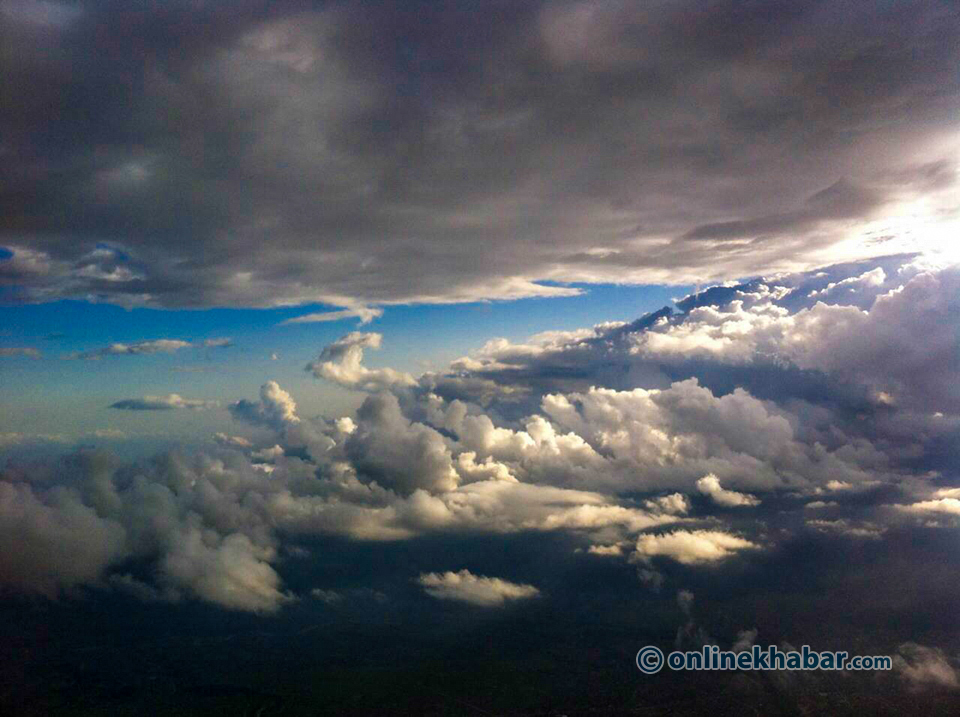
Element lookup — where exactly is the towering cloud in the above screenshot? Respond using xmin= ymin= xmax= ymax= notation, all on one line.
xmin=229 ymin=381 xmax=301 ymax=430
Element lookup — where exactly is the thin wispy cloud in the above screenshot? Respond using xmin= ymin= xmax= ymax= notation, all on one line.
xmin=281 ymin=307 xmax=383 ymax=325
xmin=67 ymin=338 xmax=233 ymax=360
xmin=110 ymin=394 xmax=219 ymax=411
xmin=0 ymin=347 xmax=40 ymax=358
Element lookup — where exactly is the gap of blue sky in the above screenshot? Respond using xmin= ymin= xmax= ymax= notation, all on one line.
xmin=0 ymin=282 xmax=692 ymax=441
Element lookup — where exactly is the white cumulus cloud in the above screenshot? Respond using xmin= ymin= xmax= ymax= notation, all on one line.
xmin=416 ymin=569 xmax=540 ymax=607
xmin=634 ymin=530 xmax=759 ymax=565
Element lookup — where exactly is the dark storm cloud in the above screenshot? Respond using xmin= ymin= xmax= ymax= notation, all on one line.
xmin=1 ymin=0 xmax=958 ymax=307
xmin=682 ymin=179 xmax=886 ymax=242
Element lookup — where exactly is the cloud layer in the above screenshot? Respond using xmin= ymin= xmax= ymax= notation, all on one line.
xmin=2 ymin=1 xmax=957 ymax=308
xmin=2 ymin=257 xmax=960 ymax=659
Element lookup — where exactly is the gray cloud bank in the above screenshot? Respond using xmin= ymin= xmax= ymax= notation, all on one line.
xmin=1 ymin=1 xmax=958 ymax=308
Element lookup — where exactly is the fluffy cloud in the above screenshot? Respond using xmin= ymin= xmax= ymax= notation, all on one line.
xmin=587 ymin=544 xmax=625 ymax=557
xmin=696 ymin=474 xmax=760 ymax=507
xmin=532 ymin=381 xmax=886 ymax=494
xmin=450 ymin=260 xmax=959 ymax=421
xmin=110 ymin=394 xmax=218 ymax=411
xmin=809 ymin=267 xmax=887 ymax=299
xmin=0 ymin=378 xmax=691 ymax=608
xmin=265 ymin=473 xmax=676 ymax=543
xmin=429 ymin=259 xmax=960 ymax=496
xmin=161 ymin=529 xmax=292 ymax=613
xmin=0 ymin=450 xmax=294 ymax=611
xmin=4 ymin=258 xmax=960 ymax=626
xmin=345 ymin=393 xmax=459 ymax=494
xmin=417 ymin=570 xmax=540 ymax=607
xmin=229 ymin=381 xmax=301 ymax=430
xmin=782 ymin=268 xmax=960 ymax=413
xmin=306 ymin=332 xmax=415 ymax=392
xmin=634 ymin=530 xmax=759 ymax=565
xmin=252 ymin=445 xmax=285 ymax=463
xmin=636 ymin=264 xmax=960 ymax=414
xmin=894 ymin=499 xmax=960 ymax=517
xmin=0 ymin=480 xmax=126 ymax=596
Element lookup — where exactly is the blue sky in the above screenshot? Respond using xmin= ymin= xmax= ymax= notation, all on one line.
xmin=0 ymin=282 xmax=692 ymax=440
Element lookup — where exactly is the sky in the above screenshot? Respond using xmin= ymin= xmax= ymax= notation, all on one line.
xmin=2 ymin=1 xmax=960 ymax=714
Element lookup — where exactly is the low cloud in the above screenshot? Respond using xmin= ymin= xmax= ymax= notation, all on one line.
xmin=0 ymin=480 xmax=126 ymax=597
xmin=70 ymin=338 xmax=233 ymax=360
xmin=0 ymin=347 xmax=41 ymax=358
xmin=634 ymin=530 xmax=759 ymax=565
xmin=416 ymin=569 xmax=540 ymax=607
xmin=806 ymin=519 xmax=885 ymax=540
xmin=310 ymin=588 xmax=344 ymax=604
xmin=3 ymin=258 xmax=960 ymax=629
xmin=894 ymin=499 xmax=960 ymax=517
xmin=213 ymin=433 xmax=253 ymax=449
xmin=229 ymin=381 xmax=301 ymax=430
xmin=0 ymin=432 xmax=67 ymax=447
xmin=306 ymin=332 xmax=416 ymax=392
xmin=894 ymin=643 xmax=960 ymax=690
xmin=110 ymin=394 xmax=218 ymax=411
xmin=71 ymin=340 xmax=193 ymax=359
xmin=696 ymin=474 xmax=760 ymax=507
xmin=92 ymin=429 xmax=126 ymax=439
xmin=161 ymin=529 xmax=293 ymax=613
